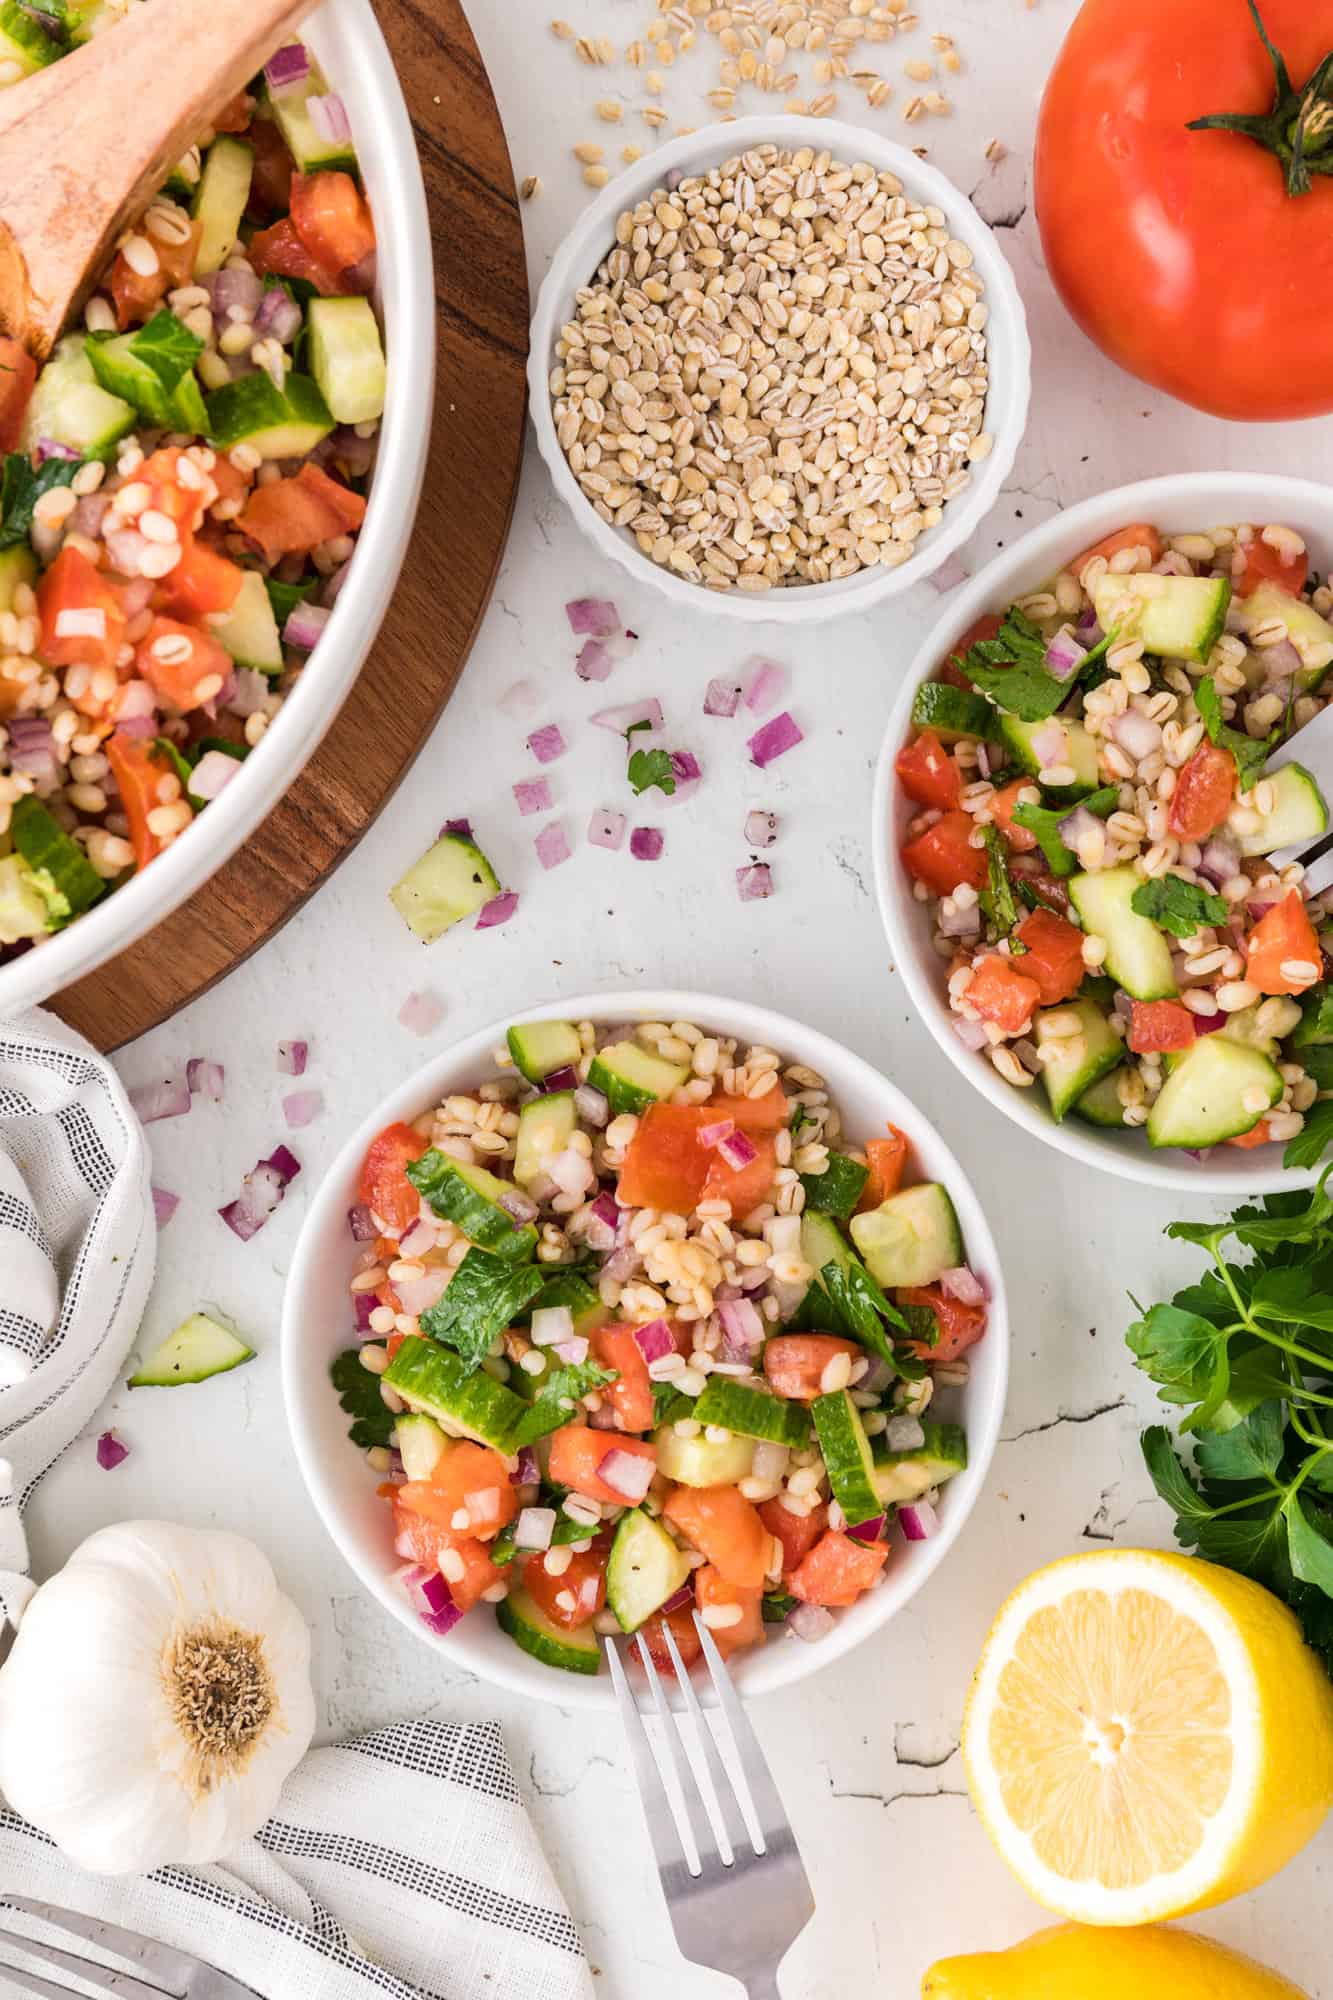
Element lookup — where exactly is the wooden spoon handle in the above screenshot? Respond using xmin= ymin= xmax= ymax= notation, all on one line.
xmin=0 ymin=0 xmax=320 ymax=354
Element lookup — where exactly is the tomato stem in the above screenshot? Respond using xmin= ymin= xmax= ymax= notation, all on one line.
xmin=1187 ymin=0 xmax=1333 ymax=196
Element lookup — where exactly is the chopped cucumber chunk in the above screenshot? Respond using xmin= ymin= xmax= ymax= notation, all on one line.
xmin=849 ymin=1183 xmax=961 ymax=1291
xmin=0 ymin=546 xmax=35 ymax=615
xmin=21 ymin=336 xmax=134 ymax=463
xmin=1069 ymin=866 xmax=1178 ymax=1001
xmin=212 ymin=569 xmax=284 ymax=675
xmin=307 ymin=296 xmax=386 ymax=424
xmin=606 ymin=1509 xmax=691 ymax=1632
xmin=692 ymin=1377 xmax=811 ymax=1447
xmin=383 ymin=1335 xmax=526 ymax=1451
xmin=0 ymin=0 xmax=56 ymax=78
xmin=389 ymin=831 xmax=500 ymax=943
xmin=653 ymin=1424 xmax=754 ymax=1487
xmin=812 ymin=1389 xmax=885 ymax=1526
xmin=129 ymin=1312 xmax=255 ymax=1387
xmin=910 ymin=682 xmax=997 ymax=743
xmin=1234 ymin=761 xmax=1327 ymax=858
xmin=395 ymin=1411 xmax=448 ymax=1481
xmin=507 ymin=1019 xmax=582 ymax=1083
xmin=871 ymin=1420 xmax=967 ymax=1503
xmin=205 ymin=371 xmax=334 ymax=460
xmin=1236 ymin=582 xmax=1333 ymax=691
xmin=406 ymin=1150 xmax=537 ymax=1261
xmin=192 ymin=135 xmax=254 ymax=275
xmin=497 ymin=1587 xmax=601 ymax=1674
xmin=1036 ymin=995 xmax=1122 ymax=1122
xmin=10 ymin=794 xmax=107 ymax=922
xmin=998 ymin=715 xmax=1099 ymax=800
xmin=1092 ymin=570 xmax=1231 ymax=665
xmin=514 ymin=1092 xmax=578 ymax=1191
xmin=1146 ymin=1035 xmax=1283 ymax=1149
xmin=1072 ymin=1068 xmax=1129 ymax=1128
xmin=586 ymin=1040 xmax=688 ymax=1115
xmin=266 ymin=54 xmax=360 ymax=174
xmin=0 ymin=855 xmax=51 ymax=944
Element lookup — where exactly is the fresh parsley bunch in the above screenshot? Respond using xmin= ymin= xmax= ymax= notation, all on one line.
xmin=1129 ymin=1170 xmax=1333 ymax=1672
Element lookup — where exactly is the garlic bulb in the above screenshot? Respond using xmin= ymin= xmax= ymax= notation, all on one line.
xmin=0 ymin=1519 xmax=314 ymax=1875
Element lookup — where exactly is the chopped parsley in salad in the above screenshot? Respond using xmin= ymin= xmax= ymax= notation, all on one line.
xmin=899 ymin=520 xmax=1333 ymax=1162
xmin=0 ymin=35 xmax=384 ymax=959
xmin=334 ymin=1017 xmax=987 ymax=1676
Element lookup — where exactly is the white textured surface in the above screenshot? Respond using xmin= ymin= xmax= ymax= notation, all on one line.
xmin=29 ymin=1 xmax=1333 ymax=1992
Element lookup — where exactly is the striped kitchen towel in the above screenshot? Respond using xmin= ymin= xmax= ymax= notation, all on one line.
xmin=0 ymin=1007 xmax=154 ymax=1627
xmin=0 ymin=1717 xmax=595 ymax=2000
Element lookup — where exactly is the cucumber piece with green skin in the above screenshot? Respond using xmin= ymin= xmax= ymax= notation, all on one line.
xmin=910 ymin=682 xmax=997 ymax=742
xmin=212 ymin=569 xmax=284 ymax=675
xmin=692 ymin=1377 xmax=811 ymax=1448
xmin=1068 ymin=866 xmax=1178 ymax=1001
xmin=997 ymin=715 xmax=1099 ymax=801
xmin=1293 ymin=985 xmax=1333 ymax=1049
xmin=0 ymin=1 xmax=56 ymax=77
xmin=850 ymin=1183 xmax=962 ymax=1291
xmin=395 ymin=1411 xmax=448 ymax=1481
xmin=497 ymin=1587 xmax=601 ymax=1674
xmin=0 ymin=855 xmax=51 ymax=945
xmin=1036 ymin=996 xmax=1123 ymax=1122
xmin=606 ymin=1509 xmax=692 ymax=1632
xmin=1218 ymin=1004 xmax=1280 ymax=1057
xmin=406 ymin=1150 xmax=537 ymax=1261
xmin=507 ymin=1019 xmax=582 ymax=1083
xmin=129 ymin=1312 xmax=255 ymax=1387
xmin=653 ymin=1424 xmax=754 ymax=1487
xmin=793 ymin=1210 xmax=858 ymax=1334
xmin=870 ymin=1421 xmax=967 ymax=1504
xmin=1234 ymin=761 xmax=1328 ymax=858
xmin=1146 ymin=1035 xmax=1283 ymax=1149
xmin=266 ymin=57 xmax=360 ymax=174
xmin=586 ymin=1040 xmax=689 ymax=1116
xmin=1072 ymin=1067 xmax=1129 ymax=1128
xmin=1235 ymin=582 xmax=1333 ymax=691
xmin=811 ymin=1390 xmax=885 ymax=1526
xmin=383 ymin=1336 xmax=526 ymax=1452
xmin=389 ymin=831 xmax=500 ymax=943
xmin=10 ymin=795 xmax=106 ymax=921
xmin=799 ymin=1152 xmax=868 ymax=1223
xmin=307 ymin=295 xmax=386 ymax=425
xmin=1092 ymin=570 xmax=1231 ymax=665
xmin=514 ymin=1092 xmax=578 ymax=1190
xmin=192 ymin=135 xmax=254 ymax=275
xmin=21 ymin=337 xmax=134 ymax=463
xmin=85 ymin=333 xmax=176 ymax=427
xmin=205 ymin=371 xmax=334 ymax=460
xmin=0 ymin=546 xmax=35 ymax=614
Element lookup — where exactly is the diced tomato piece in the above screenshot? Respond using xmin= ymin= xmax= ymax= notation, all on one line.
xmin=1228 ymin=1118 xmax=1274 ymax=1151
xmin=247 ymin=215 xmax=343 ymax=294
xmin=1246 ymin=889 xmax=1323 ymax=996
xmin=704 ymin=1084 xmax=790 ymax=1131
xmin=0 ymin=337 xmax=36 ymax=454
xmin=37 ymin=546 xmax=126 ymax=673
xmin=617 ymin=1103 xmax=710 ymax=1213
xmin=357 ymin=1121 xmax=428 ymax=1234
xmin=590 ymin=1323 xmax=655 ymax=1433
xmin=902 ymin=808 xmax=987 ymax=897
xmin=860 ymin=1127 xmax=909 ymax=1211
xmin=1168 ymin=743 xmax=1235 ymax=842
xmin=290 ymin=170 xmax=376 ymax=275
xmin=245 ymin=115 xmax=296 ymax=217
xmin=1014 ymin=907 xmax=1086 ymax=1007
xmin=899 ymin=1284 xmax=988 ymax=1362
xmin=211 ymin=91 xmax=253 ymax=134
xmin=108 ymin=219 xmax=201 ymax=328
xmin=135 ymin=615 xmax=232 ymax=713
xmin=701 ymin=1130 xmax=777 ymax=1215
xmin=156 ymin=536 xmax=245 ymax=619
xmin=896 ymin=729 xmax=961 ymax=810
xmin=399 ymin=1441 xmax=516 ymax=1542
xmin=662 ymin=1485 xmax=770 ymax=1590
xmin=1234 ymin=537 xmax=1308 ymax=602
xmin=789 ymin=1529 xmax=888 ymax=1608
xmin=989 ymin=778 xmax=1040 ymax=854
xmin=1066 ymin=522 xmax=1163 ymax=580
xmin=524 ymin=1547 xmax=608 ymax=1629
xmin=205 ymin=452 xmax=254 ymax=515
xmin=137 ymin=447 xmax=209 ymax=533
xmin=640 ymin=1600 xmax=703 ymax=1677
xmin=695 ymin=1565 xmax=765 ymax=1659
xmin=763 ymin=1335 xmax=862 ymax=1403
xmin=1127 ymin=999 xmax=1197 ymax=1055
xmin=392 ymin=1503 xmax=502 ymax=1613
xmin=964 ymin=954 xmax=1042 ymax=1035
xmin=237 ymin=461 xmax=367 ymax=561
xmin=941 ymin=612 xmax=1002 ymax=688
xmin=106 ymin=732 xmax=173 ymax=871
xmin=547 ymin=1426 xmax=656 ymax=1506
xmin=759 ymin=1496 xmax=827 ymax=1578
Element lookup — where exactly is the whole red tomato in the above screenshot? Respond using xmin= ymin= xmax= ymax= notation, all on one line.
xmin=1036 ymin=0 xmax=1333 ymax=420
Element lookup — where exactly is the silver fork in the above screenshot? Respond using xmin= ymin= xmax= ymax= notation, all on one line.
xmin=1264 ymin=701 xmax=1333 ymax=891
xmin=606 ymin=1613 xmax=814 ymax=1999
xmin=0 ymin=1898 xmax=261 ymax=2000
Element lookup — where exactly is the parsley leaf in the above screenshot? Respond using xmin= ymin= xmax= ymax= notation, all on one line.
xmin=330 ymin=1347 xmax=396 ymax=1449
xmin=820 ymin=1257 xmax=909 ymax=1368
xmin=1285 ymin=1099 xmax=1333 ymax=1172
xmin=627 ymin=746 xmax=677 ymax=797
xmin=0 ymin=452 xmax=81 ymax=552
xmin=980 ymin=823 xmax=1020 ymax=934
xmin=1195 ymin=674 xmax=1275 ymax=793
xmin=1130 ymin=876 xmax=1229 ymax=939
xmin=130 ymin=308 xmax=204 ymax=392
xmin=653 ymin=1382 xmax=696 ymax=1426
xmin=953 ymin=608 xmax=1071 ymax=721
xmin=509 ymin=1359 xmax=618 ymax=1448
xmin=1011 ymin=785 xmax=1118 ymax=877
xmin=419 ymin=1248 xmax=546 ymax=1371
xmin=762 ymin=1591 xmax=797 ymax=1623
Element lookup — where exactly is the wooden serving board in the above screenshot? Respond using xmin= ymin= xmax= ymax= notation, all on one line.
xmin=50 ymin=0 xmax=529 ymax=1052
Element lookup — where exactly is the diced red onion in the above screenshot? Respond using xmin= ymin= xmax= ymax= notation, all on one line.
xmin=114 ymin=676 xmax=157 ymax=719
xmin=515 ymin=1506 xmax=557 ymax=1552
xmin=737 ymin=863 xmax=773 ymax=902
xmin=847 ymin=1513 xmax=886 ymax=1544
xmin=926 ymin=552 xmax=970 ymax=594
xmin=1246 ymin=897 xmax=1277 ymax=922
xmin=284 ymin=601 xmax=330 ymax=652
xmin=354 ymin=1292 xmax=376 ymax=1332
xmin=899 ymin=1500 xmax=939 ymax=1542
xmin=589 ymin=1187 xmax=620 ymax=1231
xmin=567 ymin=1087 xmax=606 ymax=1136
xmin=398 ymin=989 xmax=444 ymax=1035
xmin=477 ymin=891 xmax=518 ymax=928
xmin=496 ymin=1187 xmax=538 ymax=1227
xmin=886 ymin=1414 xmax=925 ymax=1452
xmin=34 ymin=437 xmax=79 ymax=464
xmin=592 ymin=699 xmax=664 ymax=734
xmin=717 ymin=1129 xmax=757 ymax=1170
xmin=743 ymin=657 xmax=789 ymax=713
xmin=937 ymin=899 xmax=981 ymax=939
xmin=565 ymin=597 xmax=620 ymax=638
xmin=441 ymin=817 xmax=473 ymax=839
xmin=952 ymin=1017 xmax=988 ymax=1052
xmin=527 ymin=723 xmax=567 ymax=764
xmin=218 ymin=1146 xmax=300 ymax=1241
xmin=1198 ymin=837 xmax=1239 ymax=888
xmin=130 ymin=1073 xmax=191 ymax=1124
xmin=550 ymin=1147 xmax=593 ymax=1198
xmin=183 ymin=1058 xmax=222 ymax=1102
xmin=398 ymin=1217 xmax=434 ymax=1258
xmin=72 ymin=491 xmax=110 ymax=538
xmin=229 ymin=667 xmax=270 ymax=717
xmin=554 ymin=1335 xmax=589 ymax=1365
xmin=540 ymin=1066 xmax=579 ymax=1094
xmin=1012 ymin=1037 xmax=1042 ymax=1074
xmin=704 ymin=677 xmax=742 ymax=717
xmin=96 ymin=1431 xmax=129 ymax=1471
xmin=1110 ymin=710 xmax=1162 ymax=760
xmin=717 ymin=1297 xmax=765 ymax=1359
xmin=1075 ymin=606 xmax=1102 ymax=642
xmin=670 ymin=750 xmax=702 ymax=783
xmin=587 ymin=1404 xmax=620 ymax=1430
xmin=347 ymin=1203 xmax=377 ymax=1241
xmin=408 ymin=1565 xmax=453 ymax=1616
xmin=344 ymin=249 xmax=376 ymax=297
xmin=254 ymin=284 xmax=304 ymax=344
xmin=512 ymin=1446 xmax=540 ymax=1486
xmin=1193 ymin=1009 xmax=1230 ymax=1035
xmin=632 ymin=1318 xmax=675 ymax=1364
xmin=1044 ymin=626 xmax=1087 ymax=681
xmin=1263 ymin=637 xmax=1303 ymax=684
xmin=860 ymin=1356 xmax=894 ymax=1396
xmin=185 ymin=749 xmax=239 ymax=802
xmin=576 ymin=638 xmax=615 ymax=682
xmin=745 ymin=810 xmax=778 ymax=849
xmin=513 ymin=777 xmax=553 ymax=816
xmin=283 ymin=1089 xmax=323 ymax=1129
xmin=264 ymin=40 xmax=309 ymax=93
xmin=630 ymin=827 xmax=664 ymax=860
xmin=6 ymin=716 xmax=56 ymax=778
xmin=602 ymin=1245 xmax=640 ymax=1285
xmin=151 ymin=1186 xmax=179 ymax=1228
xmin=1057 ymin=804 xmax=1105 ymax=852
xmin=940 ymin=1265 xmax=986 ymax=1307
xmin=274 ymin=1039 xmax=307 ymax=1076
xmin=588 ymin=807 xmax=626 ymax=850
xmin=531 ymin=1306 xmax=574 ymax=1348
xmin=748 ymin=711 xmax=803 ymax=768
xmin=789 ymin=1602 xmax=835 ymax=1642
xmin=205 ymin=264 xmax=263 ymax=320
xmin=661 ymin=1583 xmax=694 ymax=1616
xmin=597 ymin=1448 xmax=656 ymax=1503
xmin=535 ymin=822 xmax=571 ymax=869
xmin=974 ymin=741 xmax=992 ymax=780
xmin=499 ymin=679 xmax=539 ymax=715
xmin=699 ymin=1116 xmax=736 ymax=1147
xmin=307 ymin=91 xmax=351 ymax=146
xmin=394 ymin=1269 xmax=451 ymax=1315
xmin=1031 ymin=721 xmax=1067 ymax=770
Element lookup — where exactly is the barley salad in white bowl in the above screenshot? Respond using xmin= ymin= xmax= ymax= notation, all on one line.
xmin=874 ymin=473 xmax=1333 ymax=1195
xmin=282 ymin=991 xmax=1008 ymax=1709
xmin=528 ymin=115 xmax=1029 ymax=624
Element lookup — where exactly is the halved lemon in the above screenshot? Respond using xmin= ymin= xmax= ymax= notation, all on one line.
xmin=961 ymin=1549 xmax=1333 ymax=1925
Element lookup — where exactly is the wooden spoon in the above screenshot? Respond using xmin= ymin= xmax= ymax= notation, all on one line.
xmin=0 ymin=0 xmax=320 ymax=358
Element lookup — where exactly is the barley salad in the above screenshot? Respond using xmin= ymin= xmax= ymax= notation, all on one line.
xmin=896 ymin=516 xmax=1333 ymax=1158
xmin=332 ymin=1014 xmax=990 ymax=1677
xmin=0 ymin=34 xmax=385 ymax=961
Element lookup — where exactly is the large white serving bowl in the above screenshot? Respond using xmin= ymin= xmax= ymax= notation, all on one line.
xmin=0 ymin=0 xmax=433 ymax=1016
xmin=528 ymin=115 xmax=1030 ymax=625
xmin=873 ymin=472 xmax=1333 ymax=1195
xmin=282 ymin=989 xmax=1010 ymax=1710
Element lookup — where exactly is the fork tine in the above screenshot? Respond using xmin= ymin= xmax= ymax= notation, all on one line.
xmin=0 ymin=1920 xmax=172 ymax=2000
xmin=635 ymin=1630 xmax=724 ymax=1878
xmin=605 ymin=1635 xmax=699 ymax=1884
xmin=659 ymin=1616 xmax=748 ymax=1863
xmin=0 ymin=1957 xmax=77 ymax=2000
xmin=1 ymin=1900 xmax=193 ymax=1993
xmin=693 ymin=1614 xmax=804 ymax=1860
xmin=1294 ymin=835 xmax=1333 ymax=898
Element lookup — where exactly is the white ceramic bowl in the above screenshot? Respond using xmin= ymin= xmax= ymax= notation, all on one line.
xmin=282 ymin=989 xmax=1010 ymax=1710
xmin=528 ymin=116 xmax=1030 ymax=625
xmin=0 ymin=0 xmax=433 ymax=1016
xmin=873 ymin=471 xmax=1333 ymax=1195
